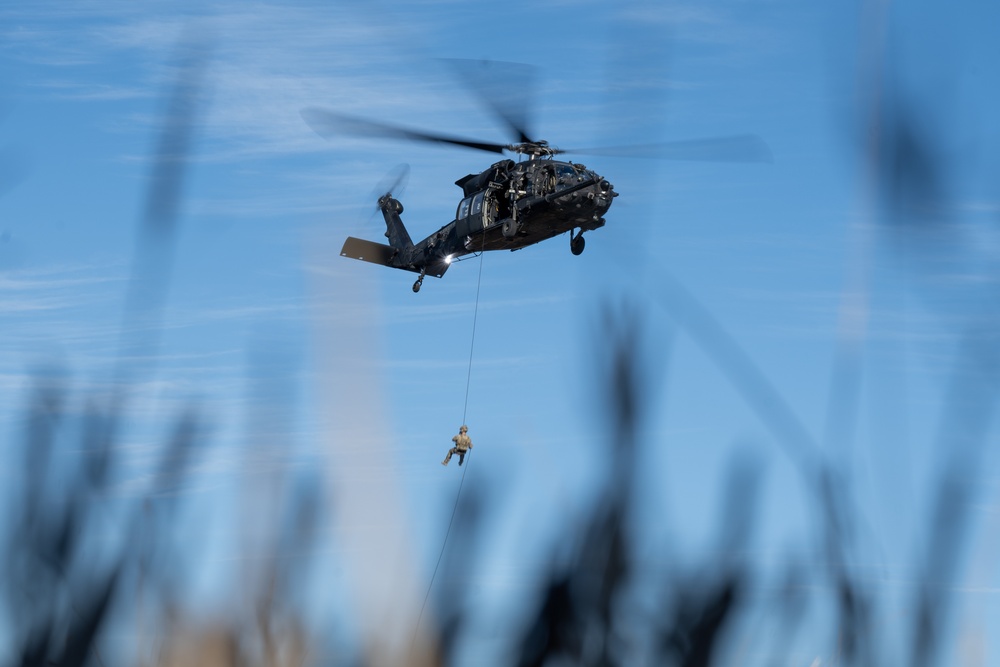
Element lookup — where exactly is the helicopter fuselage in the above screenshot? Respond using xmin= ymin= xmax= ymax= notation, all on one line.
xmin=340 ymin=157 xmax=617 ymax=291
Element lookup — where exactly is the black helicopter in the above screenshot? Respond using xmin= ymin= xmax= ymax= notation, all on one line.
xmin=301 ymin=62 xmax=770 ymax=293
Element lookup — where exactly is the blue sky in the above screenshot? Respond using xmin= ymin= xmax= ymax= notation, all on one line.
xmin=2 ymin=0 xmax=1000 ymax=664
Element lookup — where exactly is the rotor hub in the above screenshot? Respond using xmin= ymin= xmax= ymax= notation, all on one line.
xmin=508 ymin=140 xmax=560 ymax=157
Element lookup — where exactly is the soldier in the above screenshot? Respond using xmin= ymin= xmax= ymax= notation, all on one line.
xmin=442 ymin=425 xmax=473 ymax=466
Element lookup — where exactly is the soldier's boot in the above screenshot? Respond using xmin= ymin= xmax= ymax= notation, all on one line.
xmin=458 ymin=452 xmax=466 ymax=466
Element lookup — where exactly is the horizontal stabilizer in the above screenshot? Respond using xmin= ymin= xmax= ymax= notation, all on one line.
xmin=341 ymin=236 xmax=395 ymax=266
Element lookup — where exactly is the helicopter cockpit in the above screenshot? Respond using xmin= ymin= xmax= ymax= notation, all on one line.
xmin=554 ymin=163 xmax=581 ymax=190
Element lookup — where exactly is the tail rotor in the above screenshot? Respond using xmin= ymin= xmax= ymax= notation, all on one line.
xmin=370 ymin=163 xmax=410 ymax=217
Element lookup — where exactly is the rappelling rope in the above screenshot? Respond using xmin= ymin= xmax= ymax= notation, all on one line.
xmin=460 ymin=239 xmax=486 ymax=425
xmin=411 ymin=233 xmax=487 ymax=655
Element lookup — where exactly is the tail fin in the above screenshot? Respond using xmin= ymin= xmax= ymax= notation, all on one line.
xmin=379 ymin=196 xmax=413 ymax=250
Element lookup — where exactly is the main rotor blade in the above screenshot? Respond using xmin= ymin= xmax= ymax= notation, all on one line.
xmin=440 ymin=59 xmax=537 ymax=144
xmin=565 ymin=134 xmax=773 ymax=163
xmin=300 ymin=108 xmax=508 ymax=154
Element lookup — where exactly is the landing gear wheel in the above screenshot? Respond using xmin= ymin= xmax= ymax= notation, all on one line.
xmin=412 ymin=280 xmax=421 ymax=293
xmin=570 ymin=233 xmax=586 ymax=256
xmin=502 ymin=218 xmax=519 ymax=239
xmin=412 ymin=268 xmax=425 ymax=293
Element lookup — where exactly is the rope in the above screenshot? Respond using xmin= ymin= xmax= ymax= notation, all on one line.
xmin=411 ymin=233 xmax=487 ymax=655
xmin=461 ymin=234 xmax=487 ymax=424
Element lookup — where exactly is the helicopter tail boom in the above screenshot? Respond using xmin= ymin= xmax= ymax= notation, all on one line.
xmin=340 ymin=236 xmax=450 ymax=278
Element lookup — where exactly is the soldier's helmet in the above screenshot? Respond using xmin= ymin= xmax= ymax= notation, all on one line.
xmin=460 ymin=425 xmax=468 ymax=433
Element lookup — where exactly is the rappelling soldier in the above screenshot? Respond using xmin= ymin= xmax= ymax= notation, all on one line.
xmin=442 ymin=425 xmax=473 ymax=466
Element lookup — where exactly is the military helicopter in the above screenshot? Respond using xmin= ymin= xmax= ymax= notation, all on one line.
xmin=301 ymin=62 xmax=770 ymax=293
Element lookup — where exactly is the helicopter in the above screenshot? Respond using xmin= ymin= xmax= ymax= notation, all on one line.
xmin=301 ymin=62 xmax=770 ymax=293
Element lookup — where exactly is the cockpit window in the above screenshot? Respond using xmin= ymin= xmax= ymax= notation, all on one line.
xmin=471 ymin=192 xmax=484 ymax=216
xmin=554 ymin=164 xmax=578 ymax=190
xmin=457 ymin=197 xmax=471 ymax=219
xmin=556 ymin=164 xmax=577 ymax=179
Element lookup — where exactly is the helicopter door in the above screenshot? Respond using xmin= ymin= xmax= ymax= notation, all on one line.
xmin=457 ymin=196 xmax=472 ymax=221
xmin=455 ymin=192 xmax=494 ymax=237
xmin=470 ymin=192 xmax=489 ymax=230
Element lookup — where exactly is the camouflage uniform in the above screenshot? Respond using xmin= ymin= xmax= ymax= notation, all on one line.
xmin=442 ymin=425 xmax=473 ymax=466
